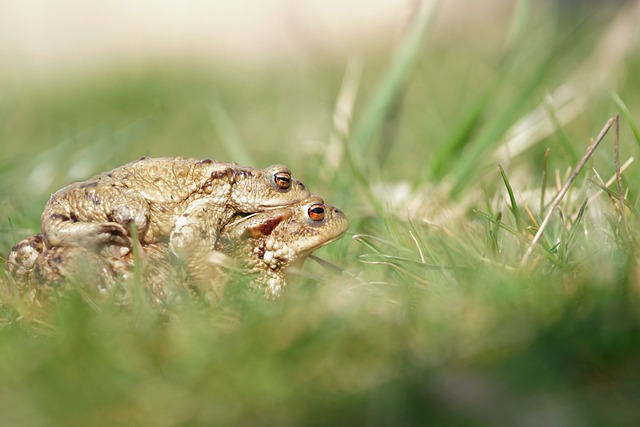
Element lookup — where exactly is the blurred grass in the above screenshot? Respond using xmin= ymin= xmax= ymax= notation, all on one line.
xmin=2 ymin=1 xmax=640 ymax=426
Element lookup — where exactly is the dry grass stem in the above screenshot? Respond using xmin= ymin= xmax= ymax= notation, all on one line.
xmin=588 ymin=157 xmax=634 ymax=204
xmin=520 ymin=116 xmax=615 ymax=267
xmin=540 ymin=148 xmax=549 ymax=215
xmin=523 ymin=202 xmax=538 ymax=228
xmin=409 ymin=230 xmax=426 ymax=264
xmin=613 ymin=113 xmax=631 ymax=240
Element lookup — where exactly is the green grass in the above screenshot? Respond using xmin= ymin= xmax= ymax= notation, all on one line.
xmin=3 ymin=2 xmax=640 ymax=426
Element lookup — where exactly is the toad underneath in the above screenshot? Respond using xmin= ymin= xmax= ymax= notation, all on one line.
xmin=5 ymin=197 xmax=348 ymax=303
xmin=216 ymin=196 xmax=349 ymax=298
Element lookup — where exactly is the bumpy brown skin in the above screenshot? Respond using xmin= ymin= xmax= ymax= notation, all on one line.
xmin=4 ymin=234 xmax=46 ymax=295
xmin=4 ymin=235 xmax=183 ymax=305
xmin=5 ymin=197 xmax=348 ymax=303
xmin=40 ymin=157 xmax=310 ymax=258
xmin=4 ymin=234 xmax=120 ymax=303
xmin=216 ymin=196 xmax=349 ymax=298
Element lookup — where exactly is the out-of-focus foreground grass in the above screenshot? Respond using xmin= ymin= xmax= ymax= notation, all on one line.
xmin=2 ymin=2 xmax=640 ymax=426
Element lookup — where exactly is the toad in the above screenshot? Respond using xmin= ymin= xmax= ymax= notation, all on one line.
xmin=40 ymin=157 xmax=310 ymax=260
xmin=216 ymin=196 xmax=349 ymax=298
xmin=5 ymin=197 xmax=348 ymax=302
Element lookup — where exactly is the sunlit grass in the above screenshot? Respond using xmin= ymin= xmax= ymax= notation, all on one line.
xmin=2 ymin=2 xmax=640 ymax=426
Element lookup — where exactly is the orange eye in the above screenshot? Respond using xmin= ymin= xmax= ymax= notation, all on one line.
xmin=308 ymin=204 xmax=325 ymax=221
xmin=274 ymin=171 xmax=291 ymax=190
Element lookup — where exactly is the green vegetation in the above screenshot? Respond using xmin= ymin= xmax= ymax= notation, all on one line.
xmin=2 ymin=2 xmax=640 ymax=425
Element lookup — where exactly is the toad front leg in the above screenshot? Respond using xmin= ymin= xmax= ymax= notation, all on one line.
xmin=169 ymin=198 xmax=227 ymax=260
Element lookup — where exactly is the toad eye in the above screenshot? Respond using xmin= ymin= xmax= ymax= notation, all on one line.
xmin=308 ymin=204 xmax=325 ymax=222
xmin=274 ymin=171 xmax=291 ymax=190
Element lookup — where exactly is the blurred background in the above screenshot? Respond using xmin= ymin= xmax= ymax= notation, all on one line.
xmin=0 ymin=0 xmax=505 ymax=73
xmin=2 ymin=0 xmax=636 ymax=224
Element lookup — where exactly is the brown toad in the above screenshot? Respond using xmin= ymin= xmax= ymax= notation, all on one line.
xmin=5 ymin=197 xmax=348 ymax=302
xmin=216 ymin=196 xmax=349 ymax=298
xmin=40 ymin=156 xmax=310 ymax=259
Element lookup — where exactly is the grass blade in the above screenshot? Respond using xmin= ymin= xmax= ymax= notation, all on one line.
xmin=611 ymin=92 xmax=640 ymax=147
xmin=350 ymin=1 xmax=439 ymax=157
xmin=499 ymin=165 xmax=523 ymax=232
xmin=430 ymin=0 xmax=532 ymax=180
xmin=449 ymin=49 xmax=557 ymax=195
